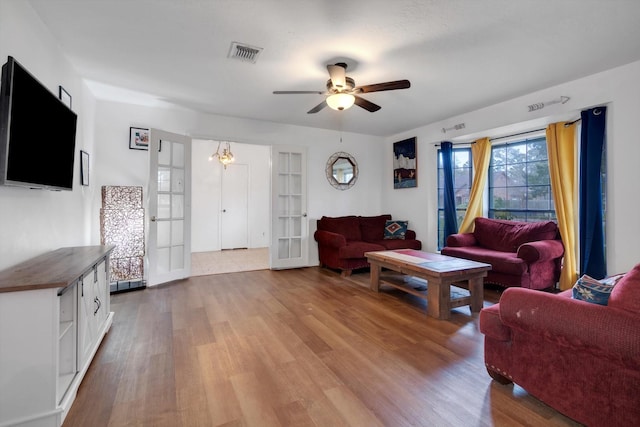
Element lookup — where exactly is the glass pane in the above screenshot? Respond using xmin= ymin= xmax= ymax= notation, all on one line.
xmin=290 ymin=175 xmax=302 ymax=194
xmin=506 ymin=187 xmax=526 ymax=209
xmin=171 ymin=245 xmax=184 ymax=270
xmin=158 ymin=140 xmax=171 ymax=165
xmin=277 ymin=217 xmax=289 ymax=237
xmin=506 ymin=164 xmax=525 ymax=186
xmin=490 ymin=187 xmax=507 ymax=209
xmin=291 ymin=217 xmax=301 ymax=237
xmin=290 ymin=195 xmax=301 ymax=215
xmin=278 ymin=196 xmax=289 ymax=215
xmin=278 ymin=174 xmax=289 ymax=195
xmin=290 ymin=238 xmax=301 ymax=258
xmin=172 ymin=168 xmax=184 ymax=193
xmin=278 ymin=153 xmax=289 ymax=173
xmin=490 ymin=165 xmax=505 ymax=186
xmin=158 ymin=221 xmax=170 ymax=247
xmin=158 ymin=167 xmax=171 ymax=192
xmin=157 ymin=194 xmax=171 ymax=218
xmin=527 ymin=139 xmax=547 ymax=161
xmin=171 ymin=220 xmax=184 ymax=245
xmin=290 ymin=153 xmax=302 ymax=173
xmin=491 ymin=146 xmax=506 ymax=166
xmin=278 ymin=239 xmax=289 ymax=259
xmin=157 ymin=248 xmax=170 ymax=273
xmin=527 ymin=161 xmax=550 ymax=185
xmin=455 ymin=188 xmax=470 ymax=209
xmin=172 ymin=142 xmax=185 ymax=167
xmin=437 ymin=188 xmax=444 ymax=206
xmin=172 ymin=194 xmax=184 ymax=218
xmin=454 ymin=150 xmax=470 ymax=168
xmin=507 ymin=143 xmax=526 ymax=164
xmin=527 ymin=186 xmax=551 ymax=210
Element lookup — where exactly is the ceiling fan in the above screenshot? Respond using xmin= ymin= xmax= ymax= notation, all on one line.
xmin=273 ymin=62 xmax=410 ymax=114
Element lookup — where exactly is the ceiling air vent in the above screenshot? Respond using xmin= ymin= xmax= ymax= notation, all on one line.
xmin=228 ymin=42 xmax=263 ymax=64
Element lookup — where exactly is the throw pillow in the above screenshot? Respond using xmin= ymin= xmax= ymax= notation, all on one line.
xmin=384 ymin=220 xmax=408 ymax=239
xmin=572 ymin=274 xmax=625 ymax=305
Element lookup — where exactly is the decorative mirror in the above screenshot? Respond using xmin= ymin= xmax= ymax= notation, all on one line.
xmin=326 ymin=151 xmax=358 ymax=190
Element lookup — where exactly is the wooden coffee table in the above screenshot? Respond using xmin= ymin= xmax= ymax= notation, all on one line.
xmin=365 ymin=249 xmax=491 ymax=320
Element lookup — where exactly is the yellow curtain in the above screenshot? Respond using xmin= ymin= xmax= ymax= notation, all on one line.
xmin=458 ymin=137 xmax=491 ymax=233
xmin=546 ymin=122 xmax=577 ymax=290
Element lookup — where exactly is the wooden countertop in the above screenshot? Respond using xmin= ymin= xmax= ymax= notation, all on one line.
xmin=0 ymin=245 xmax=115 ymax=293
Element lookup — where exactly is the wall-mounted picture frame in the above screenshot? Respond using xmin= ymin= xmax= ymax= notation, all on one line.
xmin=129 ymin=127 xmax=150 ymax=150
xmin=393 ymin=137 xmax=417 ymax=189
xmin=80 ymin=150 xmax=89 ymax=186
xmin=59 ymin=85 xmax=72 ymax=109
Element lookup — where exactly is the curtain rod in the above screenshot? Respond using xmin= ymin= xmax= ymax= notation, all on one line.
xmin=434 ymin=127 xmax=545 ymax=147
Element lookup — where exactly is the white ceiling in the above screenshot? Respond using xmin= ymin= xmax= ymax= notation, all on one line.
xmin=27 ymin=0 xmax=640 ymax=137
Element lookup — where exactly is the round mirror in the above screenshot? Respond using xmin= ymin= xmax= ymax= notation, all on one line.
xmin=326 ymin=151 xmax=358 ymax=190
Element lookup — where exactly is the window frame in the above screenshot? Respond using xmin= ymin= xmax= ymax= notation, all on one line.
xmin=437 ymin=147 xmax=472 ymax=249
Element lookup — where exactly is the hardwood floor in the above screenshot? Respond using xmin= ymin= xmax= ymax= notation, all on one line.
xmin=63 ymin=267 xmax=581 ymax=427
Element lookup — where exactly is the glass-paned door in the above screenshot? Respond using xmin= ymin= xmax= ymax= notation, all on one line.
xmin=148 ymin=129 xmax=192 ymax=286
xmin=270 ymin=145 xmax=308 ymax=269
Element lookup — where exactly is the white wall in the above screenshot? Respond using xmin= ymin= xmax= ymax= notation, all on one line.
xmin=0 ymin=1 xmax=96 ymax=270
xmin=383 ymin=59 xmax=640 ymax=274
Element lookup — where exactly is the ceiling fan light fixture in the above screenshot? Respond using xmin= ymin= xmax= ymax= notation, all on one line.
xmin=326 ymin=93 xmax=355 ymax=111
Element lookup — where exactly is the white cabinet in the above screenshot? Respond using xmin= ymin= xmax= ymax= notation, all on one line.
xmin=0 ymin=246 xmax=114 ymax=427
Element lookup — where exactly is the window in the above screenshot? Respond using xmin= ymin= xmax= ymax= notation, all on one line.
xmin=437 ymin=148 xmax=472 ymax=249
xmin=488 ymin=137 xmax=556 ymax=222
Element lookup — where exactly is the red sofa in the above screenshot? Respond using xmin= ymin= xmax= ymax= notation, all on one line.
xmin=479 ymin=263 xmax=640 ymax=426
xmin=441 ymin=217 xmax=564 ymax=290
xmin=314 ymin=214 xmax=422 ymax=276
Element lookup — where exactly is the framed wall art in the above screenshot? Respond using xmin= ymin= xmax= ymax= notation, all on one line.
xmin=80 ymin=150 xmax=89 ymax=186
xmin=393 ymin=137 xmax=417 ymax=189
xmin=129 ymin=127 xmax=150 ymax=150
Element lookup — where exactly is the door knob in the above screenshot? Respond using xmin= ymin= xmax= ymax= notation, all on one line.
xmin=150 ymin=216 xmax=157 ymax=222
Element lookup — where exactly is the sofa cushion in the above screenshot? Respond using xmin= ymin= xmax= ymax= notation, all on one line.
xmin=474 ymin=217 xmax=558 ymax=252
xmin=572 ymin=274 xmax=625 ymax=305
xmin=441 ymin=246 xmax=527 ymax=276
xmin=338 ymin=241 xmax=385 ymax=259
xmin=384 ymin=220 xmax=408 ymax=239
xmin=609 ymin=263 xmax=640 ymax=313
xmin=376 ymin=239 xmax=422 ymax=251
xmin=318 ymin=216 xmax=362 ymax=241
xmin=359 ymin=215 xmax=391 ymax=242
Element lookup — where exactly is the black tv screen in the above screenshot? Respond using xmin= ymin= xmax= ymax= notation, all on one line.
xmin=0 ymin=56 xmax=78 ymax=191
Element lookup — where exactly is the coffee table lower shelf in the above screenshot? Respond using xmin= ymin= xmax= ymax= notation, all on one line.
xmin=366 ymin=250 xmax=491 ymax=320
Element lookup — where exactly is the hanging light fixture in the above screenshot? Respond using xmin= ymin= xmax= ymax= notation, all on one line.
xmin=209 ymin=141 xmax=235 ymax=169
xmin=326 ymin=93 xmax=355 ymax=111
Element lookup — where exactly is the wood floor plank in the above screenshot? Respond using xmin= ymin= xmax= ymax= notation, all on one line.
xmin=63 ymin=267 xmax=581 ymax=427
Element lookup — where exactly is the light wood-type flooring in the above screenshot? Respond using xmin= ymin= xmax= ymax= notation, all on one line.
xmin=63 ymin=267 xmax=581 ymax=427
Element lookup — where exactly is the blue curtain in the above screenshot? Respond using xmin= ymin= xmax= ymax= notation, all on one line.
xmin=441 ymin=141 xmax=458 ymax=240
xmin=579 ymin=106 xmax=607 ymax=278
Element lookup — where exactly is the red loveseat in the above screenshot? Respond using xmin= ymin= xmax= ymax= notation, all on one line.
xmin=479 ymin=263 xmax=640 ymax=426
xmin=441 ymin=217 xmax=564 ymax=290
xmin=314 ymin=214 xmax=422 ymax=276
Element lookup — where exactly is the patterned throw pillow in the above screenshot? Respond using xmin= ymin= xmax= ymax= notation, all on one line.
xmin=572 ymin=274 xmax=625 ymax=305
xmin=384 ymin=220 xmax=408 ymax=240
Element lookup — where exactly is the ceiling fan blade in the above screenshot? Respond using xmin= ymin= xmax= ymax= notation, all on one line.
xmin=273 ymin=90 xmax=324 ymax=94
xmin=307 ymin=100 xmax=327 ymax=114
xmin=354 ymin=95 xmax=381 ymax=112
xmin=356 ymin=80 xmax=411 ymax=93
xmin=327 ymin=63 xmax=347 ymax=89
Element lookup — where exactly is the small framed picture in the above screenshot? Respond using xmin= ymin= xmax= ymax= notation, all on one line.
xmin=393 ymin=137 xmax=418 ymax=189
xmin=59 ymin=85 xmax=72 ymax=109
xmin=80 ymin=150 xmax=89 ymax=186
xmin=129 ymin=127 xmax=150 ymax=150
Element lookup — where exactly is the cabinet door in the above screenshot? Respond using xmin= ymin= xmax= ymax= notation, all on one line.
xmin=78 ymin=270 xmax=98 ymax=365
xmin=94 ymin=260 xmax=109 ymax=326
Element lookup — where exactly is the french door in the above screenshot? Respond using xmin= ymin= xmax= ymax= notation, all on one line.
xmin=147 ymin=129 xmax=192 ymax=286
xmin=270 ymin=145 xmax=308 ymax=269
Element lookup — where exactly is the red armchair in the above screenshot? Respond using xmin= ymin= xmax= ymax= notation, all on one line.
xmin=441 ymin=217 xmax=564 ymax=289
xmin=480 ymin=264 xmax=640 ymax=426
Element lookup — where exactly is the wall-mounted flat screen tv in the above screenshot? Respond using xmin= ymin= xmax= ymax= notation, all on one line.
xmin=0 ymin=56 xmax=78 ymax=191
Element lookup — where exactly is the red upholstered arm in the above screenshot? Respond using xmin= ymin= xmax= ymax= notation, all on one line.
xmin=406 ymin=229 xmax=416 ymax=240
xmin=516 ymin=239 xmax=564 ymax=263
xmin=314 ymin=230 xmax=347 ymax=249
xmin=498 ymin=288 xmax=640 ymax=360
xmin=445 ymin=233 xmax=477 ymax=247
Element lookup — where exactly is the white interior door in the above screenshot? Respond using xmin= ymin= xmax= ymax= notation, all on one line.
xmin=270 ymin=145 xmax=308 ymax=269
xmin=148 ymin=129 xmax=192 ymax=286
xmin=221 ymin=163 xmax=249 ymax=249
